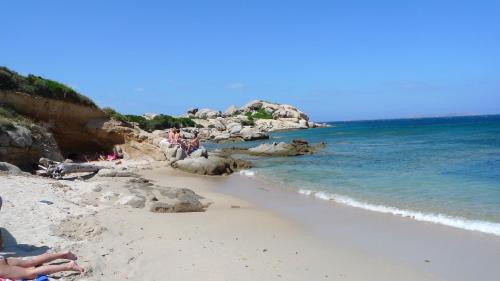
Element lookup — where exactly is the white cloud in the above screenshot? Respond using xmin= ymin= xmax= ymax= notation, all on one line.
xmin=225 ymin=82 xmax=245 ymax=90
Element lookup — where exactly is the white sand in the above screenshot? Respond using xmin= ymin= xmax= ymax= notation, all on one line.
xmin=0 ymin=161 xmax=461 ymax=280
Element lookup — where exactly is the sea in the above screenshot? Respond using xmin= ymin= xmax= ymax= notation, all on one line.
xmin=211 ymin=115 xmax=500 ymax=236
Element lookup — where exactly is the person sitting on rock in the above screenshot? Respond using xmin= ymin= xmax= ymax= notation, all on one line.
xmin=187 ymin=131 xmax=200 ymax=154
xmin=173 ymin=128 xmax=182 ymax=144
xmin=167 ymin=128 xmax=176 ymax=144
xmin=0 ymin=250 xmax=84 ymax=280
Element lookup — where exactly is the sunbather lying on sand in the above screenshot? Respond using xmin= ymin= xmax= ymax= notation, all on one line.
xmin=0 ymin=250 xmax=83 ymax=279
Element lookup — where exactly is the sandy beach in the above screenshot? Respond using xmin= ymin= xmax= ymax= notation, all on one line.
xmin=2 ymin=159 xmax=498 ymax=280
xmin=0 ymin=161 xmax=433 ymax=281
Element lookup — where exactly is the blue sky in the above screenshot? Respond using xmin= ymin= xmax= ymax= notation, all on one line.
xmin=1 ymin=0 xmax=499 ymax=121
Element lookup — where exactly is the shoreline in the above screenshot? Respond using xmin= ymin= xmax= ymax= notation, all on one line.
xmin=2 ymin=162 xmax=500 ymax=280
xmin=240 ymin=169 xmax=500 ymax=237
xmin=169 ymin=169 xmax=500 ymax=281
xmin=139 ymin=167 xmax=439 ymax=281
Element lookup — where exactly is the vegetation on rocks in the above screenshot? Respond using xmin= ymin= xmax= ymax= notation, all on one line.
xmin=0 ymin=66 xmax=97 ymax=108
xmin=0 ymin=105 xmax=34 ymax=131
xmin=245 ymin=108 xmax=273 ymax=119
xmin=103 ymin=107 xmax=195 ymax=132
xmin=241 ymin=117 xmax=255 ymax=126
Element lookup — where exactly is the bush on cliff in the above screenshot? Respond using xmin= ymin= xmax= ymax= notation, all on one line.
xmin=103 ymin=107 xmax=195 ymax=132
xmin=102 ymin=107 xmax=128 ymax=122
xmin=0 ymin=66 xmax=97 ymax=108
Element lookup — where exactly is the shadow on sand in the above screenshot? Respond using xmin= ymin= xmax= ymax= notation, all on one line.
xmin=0 ymin=227 xmax=49 ymax=258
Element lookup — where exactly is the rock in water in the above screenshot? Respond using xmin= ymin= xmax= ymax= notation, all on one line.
xmin=230 ymin=139 xmax=327 ymax=156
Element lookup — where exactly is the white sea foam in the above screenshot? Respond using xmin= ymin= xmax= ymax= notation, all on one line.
xmin=297 ymin=189 xmax=500 ymax=236
xmin=239 ymin=170 xmax=256 ymax=177
xmin=298 ymin=189 xmax=314 ymax=196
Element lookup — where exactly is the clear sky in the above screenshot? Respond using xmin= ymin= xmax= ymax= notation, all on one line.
xmin=1 ymin=0 xmax=499 ymax=121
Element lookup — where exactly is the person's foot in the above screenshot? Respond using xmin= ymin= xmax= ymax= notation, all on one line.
xmin=66 ymin=261 xmax=84 ymax=273
xmin=62 ymin=251 xmax=78 ymax=261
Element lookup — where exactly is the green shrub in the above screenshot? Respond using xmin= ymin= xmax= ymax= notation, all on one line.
xmin=102 ymin=107 xmax=128 ymax=122
xmin=104 ymin=109 xmax=196 ymax=132
xmin=241 ymin=116 xmax=255 ymax=126
xmin=245 ymin=108 xmax=272 ymax=120
xmin=0 ymin=66 xmax=97 ymax=108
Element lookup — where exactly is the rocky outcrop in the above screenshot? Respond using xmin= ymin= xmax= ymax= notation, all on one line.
xmin=224 ymin=105 xmax=239 ymax=116
xmin=185 ymin=100 xmax=328 ymax=143
xmin=224 ymin=139 xmax=326 ymax=157
xmin=93 ymin=172 xmax=210 ymax=213
xmin=0 ymin=123 xmax=63 ymax=170
xmin=194 ymin=108 xmax=221 ymax=119
xmin=1 ymin=91 xmax=169 ymax=166
xmin=172 ymin=151 xmax=251 ymax=175
xmin=0 ymin=91 xmax=110 ymax=155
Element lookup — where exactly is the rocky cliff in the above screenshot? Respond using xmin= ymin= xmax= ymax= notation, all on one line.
xmin=0 ymin=91 xmax=165 ymax=169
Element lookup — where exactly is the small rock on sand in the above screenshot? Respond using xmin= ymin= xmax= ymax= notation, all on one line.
xmin=100 ymin=191 xmax=120 ymax=202
xmin=116 ymin=195 xmax=146 ymax=208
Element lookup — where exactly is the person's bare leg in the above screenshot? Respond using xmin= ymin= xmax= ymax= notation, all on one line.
xmin=0 ymin=260 xmax=83 ymax=280
xmin=6 ymin=250 xmax=77 ymax=267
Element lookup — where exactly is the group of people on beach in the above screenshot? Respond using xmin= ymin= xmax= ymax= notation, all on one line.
xmin=166 ymin=128 xmax=200 ymax=155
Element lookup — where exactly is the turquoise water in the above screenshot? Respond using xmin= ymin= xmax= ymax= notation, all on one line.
xmin=216 ymin=115 xmax=500 ymax=235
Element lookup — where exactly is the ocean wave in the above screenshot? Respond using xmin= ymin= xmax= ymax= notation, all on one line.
xmin=239 ymin=170 xmax=256 ymax=177
xmin=297 ymin=189 xmax=500 ymax=236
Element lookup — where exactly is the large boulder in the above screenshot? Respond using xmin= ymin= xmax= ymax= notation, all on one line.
xmin=159 ymin=143 xmax=187 ymax=163
xmin=116 ymin=194 xmax=146 ymax=208
xmin=238 ymin=126 xmax=269 ymax=141
xmin=240 ymin=100 xmax=263 ymax=112
xmin=172 ymin=153 xmax=248 ymax=175
xmin=272 ymin=107 xmax=308 ymax=121
xmin=195 ymin=108 xmax=221 ymax=119
xmin=148 ymin=188 xmax=210 ymax=213
xmin=254 ymin=119 xmax=308 ymax=132
xmin=6 ymin=126 xmax=32 ymax=148
xmin=210 ymin=118 xmax=227 ymax=131
xmin=224 ymin=105 xmax=239 ymax=116
xmin=190 ymin=147 xmax=208 ymax=158
xmin=227 ymin=122 xmax=243 ymax=134
xmin=212 ymin=132 xmax=231 ymax=142
xmin=0 ymin=161 xmax=22 ymax=174
xmin=245 ymin=139 xmax=326 ymax=156
xmin=0 ymin=124 xmax=63 ymax=170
